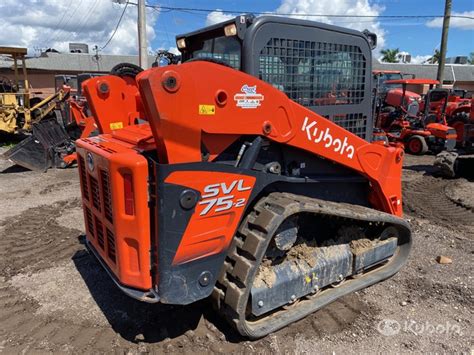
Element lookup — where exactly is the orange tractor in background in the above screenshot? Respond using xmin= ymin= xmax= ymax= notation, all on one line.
xmin=75 ymin=16 xmax=411 ymax=338
xmin=435 ymin=96 xmax=474 ymax=178
xmin=374 ymin=78 xmax=456 ymax=155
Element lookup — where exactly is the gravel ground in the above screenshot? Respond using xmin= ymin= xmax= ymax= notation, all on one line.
xmin=0 ymin=149 xmax=472 ymax=353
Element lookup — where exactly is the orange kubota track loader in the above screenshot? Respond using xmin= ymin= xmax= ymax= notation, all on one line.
xmin=76 ymin=16 xmax=411 ymax=338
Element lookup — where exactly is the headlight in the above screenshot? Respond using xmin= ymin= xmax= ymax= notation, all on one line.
xmin=224 ymin=24 xmax=237 ymax=37
xmin=176 ymin=38 xmax=186 ymax=49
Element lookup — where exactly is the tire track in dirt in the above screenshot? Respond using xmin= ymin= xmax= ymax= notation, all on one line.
xmin=0 ymin=191 xmax=376 ymax=352
xmin=0 ymin=200 xmax=115 ymax=352
xmin=0 ymin=200 xmax=83 ymax=278
xmin=403 ymin=177 xmax=474 ymax=229
xmin=0 ymin=273 xmax=127 ymax=353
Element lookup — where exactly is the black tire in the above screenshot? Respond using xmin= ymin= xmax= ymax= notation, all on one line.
xmin=406 ymin=135 xmax=428 ymax=155
xmin=110 ymin=62 xmax=143 ymax=79
xmin=448 ymin=111 xmax=469 ymax=126
xmin=448 ymin=112 xmax=469 ymax=148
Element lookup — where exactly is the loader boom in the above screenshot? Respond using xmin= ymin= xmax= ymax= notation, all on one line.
xmin=137 ymin=62 xmax=404 ymax=215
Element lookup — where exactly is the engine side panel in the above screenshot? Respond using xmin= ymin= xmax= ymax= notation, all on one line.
xmin=76 ymin=128 xmax=152 ymax=291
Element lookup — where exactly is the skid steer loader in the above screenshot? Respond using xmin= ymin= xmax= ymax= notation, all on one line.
xmin=76 ymin=16 xmax=411 ymax=338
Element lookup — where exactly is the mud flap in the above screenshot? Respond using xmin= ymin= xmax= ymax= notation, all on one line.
xmin=3 ymin=118 xmax=74 ymax=171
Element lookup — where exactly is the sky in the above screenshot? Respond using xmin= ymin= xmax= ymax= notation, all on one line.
xmin=0 ymin=0 xmax=472 ymax=63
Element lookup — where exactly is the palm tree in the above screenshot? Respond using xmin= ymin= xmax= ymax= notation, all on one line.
xmin=380 ymin=48 xmax=400 ymax=63
xmin=426 ymin=49 xmax=441 ymax=64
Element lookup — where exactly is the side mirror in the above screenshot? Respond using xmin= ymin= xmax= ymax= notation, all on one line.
xmin=363 ymin=29 xmax=377 ymax=50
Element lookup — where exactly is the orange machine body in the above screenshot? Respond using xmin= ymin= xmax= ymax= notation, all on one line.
xmin=137 ymin=63 xmax=404 ymax=216
xmin=76 ymin=124 xmax=153 ymax=291
xmin=77 ymin=62 xmax=405 ymax=302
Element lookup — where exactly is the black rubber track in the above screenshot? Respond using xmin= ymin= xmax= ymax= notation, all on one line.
xmin=212 ymin=192 xmax=412 ymax=339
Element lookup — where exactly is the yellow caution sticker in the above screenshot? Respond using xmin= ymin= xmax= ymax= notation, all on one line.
xmin=199 ymin=104 xmax=216 ymax=115
xmin=109 ymin=121 xmax=124 ymax=130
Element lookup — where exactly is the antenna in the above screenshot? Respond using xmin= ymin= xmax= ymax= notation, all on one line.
xmin=92 ymin=45 xmax=102 ymax=71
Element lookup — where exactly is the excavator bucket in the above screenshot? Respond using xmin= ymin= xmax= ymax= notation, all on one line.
xmin=3 ymin=118 xmax=74 ymax=171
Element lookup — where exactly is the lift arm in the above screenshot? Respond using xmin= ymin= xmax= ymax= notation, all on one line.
xmin=136 ymin=62 xmax=405 ymax=216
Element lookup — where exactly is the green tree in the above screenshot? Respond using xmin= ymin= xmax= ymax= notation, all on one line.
xmin=468 ymin=52 xmax=474 ymax=64
xmin=380 ymin=48 xmax=400 ymax=63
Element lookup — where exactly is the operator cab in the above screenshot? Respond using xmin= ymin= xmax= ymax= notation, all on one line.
xmin=177 ymin=15 xmax=376 ymax=141
xmin=373 ymin=71 xmax=403 ymax=94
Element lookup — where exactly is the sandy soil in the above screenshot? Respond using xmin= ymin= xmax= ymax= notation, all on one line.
xmin=0 ymin=150 xmax=472 ymax=353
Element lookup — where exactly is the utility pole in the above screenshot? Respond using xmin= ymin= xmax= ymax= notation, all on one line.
xmin=436 ymin=0 xmax=451 ymax=88
xmin=138 ymin=0 xmax=148 ymax=69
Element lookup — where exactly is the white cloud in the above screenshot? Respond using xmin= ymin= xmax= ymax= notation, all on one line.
xmin=426 ymin=11 xmax=474 ymax=30
xmin=0 ymin=0 xmax=159 ymax=55
xmin=205 ymin=10 xmax=235 ymax=26
xmin=410 ymin=55 xmax=432 ymax=64
xmin=276 ymin=0 xmax=386 ymax=51
xmin=167 ymin=47 xmax=180 ymax=55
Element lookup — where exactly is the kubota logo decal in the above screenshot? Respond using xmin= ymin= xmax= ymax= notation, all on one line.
xmin=199 ymin=179 xmax=252 ymax=216
xmin=302 ymin=117 xmax=355 ymax=159
xmin=234 ymin=84 xmax=264 ymax=109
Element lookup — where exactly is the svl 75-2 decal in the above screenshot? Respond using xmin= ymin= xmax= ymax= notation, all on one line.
xmin=199 ymin=179 xmax=252 ymax=215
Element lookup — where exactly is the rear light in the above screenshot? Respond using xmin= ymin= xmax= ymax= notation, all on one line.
xmin=123 ymin=173 xmax=135 ymax=215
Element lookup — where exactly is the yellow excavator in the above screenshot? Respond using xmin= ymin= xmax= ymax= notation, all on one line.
xmin=0 ymin=46 xmax=73 ymax=170
xmin=0 ymin=47 xmax=70 ymax=132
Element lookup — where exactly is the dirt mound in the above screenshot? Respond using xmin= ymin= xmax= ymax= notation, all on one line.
xmin=403 ymin=176 xmax=474 ymax=229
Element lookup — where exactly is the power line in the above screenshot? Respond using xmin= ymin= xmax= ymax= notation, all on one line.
xmin=101 ymin=1 xmax=129 ymax=50
xmin=41 ymin=0 xmax=84 ymax=48
xmin=138 ymin=4 xmax=474 ymax=20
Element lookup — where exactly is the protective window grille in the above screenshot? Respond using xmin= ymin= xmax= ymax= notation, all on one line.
xmin=333 ymin=113 xmax=367 ymax=138
xmin=259 ymin=39 xmax=366 ymax=106
xmin=259 ymin=38 xmax=367 ymax=138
